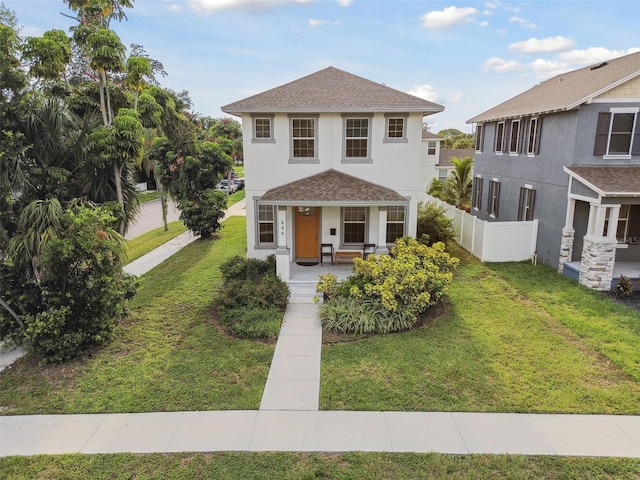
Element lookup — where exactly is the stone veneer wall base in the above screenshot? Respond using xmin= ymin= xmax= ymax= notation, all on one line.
xmin=578 ymin=236 xmax=617 ymax=291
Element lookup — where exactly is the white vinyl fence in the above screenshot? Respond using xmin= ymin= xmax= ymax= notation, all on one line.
xmin=424 ymin=195 xmax=538 ymax=262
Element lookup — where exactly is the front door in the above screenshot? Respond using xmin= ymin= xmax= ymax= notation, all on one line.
xmin=295 ymin=207 xmax=319 ymax=261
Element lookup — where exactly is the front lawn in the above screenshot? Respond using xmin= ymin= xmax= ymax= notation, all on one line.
xmin=0 ymin=217 xmax=273 ymax=414
xmin=1 ymin=452 xmax=638 ymax=480
xmin=320 ymin=246 xmax=640 ymax=413
xmin=124 ymin=220 xmax=187 ymax=264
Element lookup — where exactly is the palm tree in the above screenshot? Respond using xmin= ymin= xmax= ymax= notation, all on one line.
xmin=446 ymin=156 xmax=474 ymax=211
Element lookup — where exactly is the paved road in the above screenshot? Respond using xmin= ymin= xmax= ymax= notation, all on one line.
xmin=125 ymin=197 xmax=182 ymax=240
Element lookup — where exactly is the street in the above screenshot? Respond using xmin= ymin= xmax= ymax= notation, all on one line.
xmin=125 ymin=197 xmax=182 ymax=240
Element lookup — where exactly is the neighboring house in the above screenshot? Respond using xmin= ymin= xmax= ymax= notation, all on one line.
xmin=467 ymin=51 xmax=640 ymax=290
xmin=222 ymin=67 xmax=444 ymax=280
xmin=419 ymin=131 xmax=442 ymax=194
xmin=437 ymin=148 xmax=475 ymax=180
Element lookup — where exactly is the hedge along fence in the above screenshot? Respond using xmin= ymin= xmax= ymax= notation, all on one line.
xmin=423 ymin=194 xmax=538 ymax=262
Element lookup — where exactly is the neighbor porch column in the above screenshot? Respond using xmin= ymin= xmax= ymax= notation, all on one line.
xmin=558 ymin=198 xmax=576 ymax=272
xmin=275 ymin=206 xmax=290 ymax=281
xmin=579 ymin=203 xmax=618 ymax=291
xmin=377 ymin=207 xmax=388 ymax=254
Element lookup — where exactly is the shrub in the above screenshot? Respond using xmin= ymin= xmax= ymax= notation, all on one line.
xmin=614 ymin=275 xmax=634 ymax=297
xmin=416 ymin=201 xmax=455 ymax=246
xmin=178 ymin=188 xmax=226 ymax=238
xmin=218 ymin=307 xmax=282 ymax=341
xmin=320 ymin=296 xmax=417 ymax=334
xmin=220 ymin=255 xmax=276 ymax=282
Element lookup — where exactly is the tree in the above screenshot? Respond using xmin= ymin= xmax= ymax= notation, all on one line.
xmin=427 ymin=156 xmax=473 ymax=211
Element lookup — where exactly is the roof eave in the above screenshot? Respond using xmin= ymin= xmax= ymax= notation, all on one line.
xmin=222 ymin=106 xmax=444 ymax=115
xmin=258 ymin=199 xmax=409 ymax=206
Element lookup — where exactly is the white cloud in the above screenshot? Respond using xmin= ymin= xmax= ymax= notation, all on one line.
xmin=408 ymin=84 xmax=439 ymax=102
xmin=337 ymin=0 xmax=352 ymax=6
xmin=483 ymin=56 xmax=525 ymax=73
xmin=169 ymin=3 xmax=182 ymax=10
xmin=557 ymin=47 xmax=640 ymax=66
xmin=510 ymin=16 xmax=537 ymax=29
xmin=421 ymin=6 xmax=478 ymax=29
xmin=309 ymin=18 xmax=340 ymax=27
xmin=510 ymin=36 xmax=574 ymax=54
xmin=477 ymin=20 xmax=489 ymax=27
xmin=186 ymin=0 xmax=310 ymax=11
xmin=447 ymin=91 xmax=464 ymax=103
xmin=485 ymin=1 xmax=519 ymax=12
xmin=530 ymin=58 xmax=570 ymax=78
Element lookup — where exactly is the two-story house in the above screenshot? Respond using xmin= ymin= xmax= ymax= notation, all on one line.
xmin=222 ymin=67 xmax=444 ymax=280
xmin=467 ymin=51 xmax=640 ymax=290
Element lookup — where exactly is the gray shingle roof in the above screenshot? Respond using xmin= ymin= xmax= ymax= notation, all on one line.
xmin=438 ymin=149 xmax=474 ymax=167
xmin=565 ymin=165 xmax=640 ymax=196
xmin=222 ymin=67 xmax=444 ymax=115
xmin=422 ymin=131 xmax=442 ymax=140
xmin=468 ymin=51 xmax=640 ymax=124
xmin=260 ymin=169 xmax=407 ymax=204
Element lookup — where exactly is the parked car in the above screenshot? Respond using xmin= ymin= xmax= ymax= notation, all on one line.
xmin=217 ymin=179 xmax=238 ymax=193
xmin=232 ymin=178 xmax=245 ymax=190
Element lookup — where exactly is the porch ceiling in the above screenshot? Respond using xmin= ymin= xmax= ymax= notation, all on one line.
xmin=564 ymin=165 xmax=640 ymax=197
xmin=259 ymin=169 xmax=408 ymax=205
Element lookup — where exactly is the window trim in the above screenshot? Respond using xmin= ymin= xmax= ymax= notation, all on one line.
xmin=341 ymin=206 xmax=368 ymax=246
xmin=508 ymin=119 xmax=522 ymax=155
xmin=427 ymin=140 xmax=437 ymax=156
xmin=474 ymin=124 xmax=485 ymax=152
xmin=251 ymin=114 xmax=275 ymax=143
xmin=517 ymin=186 xmax=536 ymax=221
xmin=526 ymin=116 xmax=542 ymax=155
xmin=289 ymin=114 xmax=319 ymax=164
xmin=495 ymin=121 xmax=506 ymax=154
xmin=595 ymin=108 xmax=639 ymax=159
xmin=385 ymin=205 xmax=407 ymax=245
xmin=342 ymin=114 xmax=373 ymax=163
xmin=384 ymin=113 xmax=408 ymax=143
xmin=256 ymin=203 xmax=276 ymax=247
xmin=472 ymin=176 xmax=483 ymax=211
xmin=487 ymin=179 xmax=501 ymax=218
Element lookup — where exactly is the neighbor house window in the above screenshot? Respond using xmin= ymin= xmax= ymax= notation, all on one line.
xmin=472 ymin=176 xmax=483 ymax=211
xmin=290 ymin=117 xmax=317 ymax=162
xmin=517 ymin=187 xmax=536 ymax=221
xmin=487 ymin=180 xmax=501 ymax=217
xmin=474 ymin=124 xmax=484 ymax=152
xmin=495 ymin=121 xmax=506 ymax=153
xmin=509 ymin=119 xmax=521 ymax=154
xmin=385 ymin=115 xmax=406 ymax=142
xmin=257 ymin=204 xmax=275 ymax=244
xmin=343 ymin=116 xmax=372 ymax=162
xmin=526 ymin=117 xmax=542 ymax=155
xmin=386 ymin=206 xmax=406 ymax=244
xmin=343 ymin=207 xmax=366 ymax=244
xmin=438 ymin=169 xmax=449 ymax=180
xmin=594 ymin=109 xmax=640 ymax=157
xmin=427 ymin=141 xmax=437 ymax=155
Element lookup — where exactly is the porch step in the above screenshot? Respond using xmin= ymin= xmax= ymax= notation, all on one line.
xmin=288 ymin=282 xmax=318 ymax=304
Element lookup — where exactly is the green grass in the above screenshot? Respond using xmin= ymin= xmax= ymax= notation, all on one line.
xmin=124 ymin=220 xmax=187 ymax=264
xmin=227 ymin=188 xmax=245 ymax=206
xmin=0 ymin=217 xmax=272 ymax=414
xmin=1 ymin=452 xmax=638 ymax=479
xmin=137 ymin=190 xmax=160 ymax=203
xmin=320 ymin=246 xmax=640 ymax=414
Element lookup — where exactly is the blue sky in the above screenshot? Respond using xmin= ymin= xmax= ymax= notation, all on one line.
xmin=8 ymin=0 xmax=640 ymax=133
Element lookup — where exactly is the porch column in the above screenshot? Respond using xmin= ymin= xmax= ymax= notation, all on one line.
xmin=377 ymin=208 xmax=388 ymax=254
xmin=559 ymin=198 xmax=576 ymax=272
xmin=606 ymin=205 xmax=621 ymax=240
xmin=275 ymin=206 xmax=290 ymax=281
xmin=579 ymin=203 xmax=617 ymax=291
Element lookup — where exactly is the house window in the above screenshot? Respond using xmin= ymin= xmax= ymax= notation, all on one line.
xmin=386 ymin=206 xmax=406 ymax=244
xmin=438 ymin=169 xmax=449 ymax=180
xmin=343 ymin=206 xmax=366 ymax=244
xmin=343 ymin=117 xmax=371 ymax=162
xmin=495 ymin=121 xmax=506 ymax=153
xmin=526 ymin=117 xmax=542 ymax=155
xmin=509 ymin=119 xmax=521 ymax=154
xmin=487 ymin=180 xmax=501 ymax=217
xmin=257 ymin=204 xmax=275 ymax=244
xmin=594 ymin=109 xmax=639 ymax=157
xmin=472 ymin=176 xmax=483 ymax=211
xmin=474 ymin=124 xmax=484 ymax=152
xmin=517 ymin=187 xmax=536 ymax=221
xmin=251 ymin=115 xmax=275 ymax=143
xmin=605 ymin=205 xmax=631 ymax=242
xmin=427 ymin=141 xmax=437 ymax=155
xmin=291 ymin=117 xmax=316 ymax=161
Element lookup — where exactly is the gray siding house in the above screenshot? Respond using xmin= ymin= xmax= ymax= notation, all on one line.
xmin=467 ymin=51 xmax=640 ymax=290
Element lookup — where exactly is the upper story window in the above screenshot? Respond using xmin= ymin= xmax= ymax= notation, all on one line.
xmin=472 ymin=176 xmax=483 ymax=211
xmin=508 ymin=119 xmax=522 ymax=154
xmin=594 ymin=108 xmax=640 ymax=158
xmin=427 ymin=141 xmax=437 ymax=155
xmin=290 ymin=116 xmax=318 ymax=163
xmin=487 ymin=179 xmax=501 ymax=218
xmin=495 ymin=121 xmax=506 ymax=153
xmin=251 ymin=115 xmax=275 ymax=143
xmin=526 ymin=117 xmax=542 ymax=155
xmin=474 ymin=124 xmax=484 ymax=152
xmin=384 ymin=114 xmax=408 ymax=143
xmin=517 ymin=186 xmax=536 ymax=221
xmin=386 ymin=206 xmax=406 ymax=244
xmin=343 ymin=115 xmax=372 ymax=163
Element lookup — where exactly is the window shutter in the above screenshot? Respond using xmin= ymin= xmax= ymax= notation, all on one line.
xmin=503 ymin=121 xmax=510 ymax=153
xmin=517 ymin=187 xmax=525 ymax=221
xmin=495 ymin=182 xmax=501 ymax=217
xmin=528 ymin=189 xmax=536 ymax=220
xmin=594 ymin=112 xmax=611 ymax=155
xmin=632 ymin=116 xmax=640 ymax=155
xmin=533 ymin=117 xmax=542 ymax=154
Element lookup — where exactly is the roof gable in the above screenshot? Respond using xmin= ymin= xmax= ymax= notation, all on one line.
xmin=222 ymin=67 xmax=444 ymax=115
xmin=564 ymin=165 xmax=640 ymax=197
xmin=468 ymin=51 xmax=640 ymax=123
xmin=260 ymin=169 xmax=407 ymax=204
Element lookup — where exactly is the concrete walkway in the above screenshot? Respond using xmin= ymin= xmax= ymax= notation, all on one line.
xmin=2 ymin=197 xmax=640 ymax=458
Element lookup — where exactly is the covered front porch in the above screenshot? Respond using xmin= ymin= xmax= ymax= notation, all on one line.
xmin=559 ymin=166 xmax=640 ymax=291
